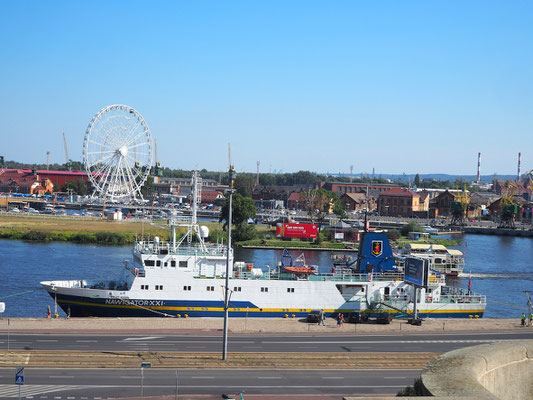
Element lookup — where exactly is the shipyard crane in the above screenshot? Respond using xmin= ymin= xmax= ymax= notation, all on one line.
xmin=498 ymin=181 xmax=519 ymax=229
xmin=153 ymin=138 xmax=162 ymax=183
xmin=62 ymin=132 xmax=72 ymax=171
xmin=450 ymin=185 xmax=470 ymax=226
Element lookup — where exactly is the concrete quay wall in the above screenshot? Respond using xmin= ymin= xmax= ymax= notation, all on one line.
xmin=421 ymin=340 xmax=533 ymax=400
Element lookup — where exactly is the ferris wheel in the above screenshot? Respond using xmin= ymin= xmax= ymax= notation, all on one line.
xmin=83 ymin=104 xmax=153 ymax=201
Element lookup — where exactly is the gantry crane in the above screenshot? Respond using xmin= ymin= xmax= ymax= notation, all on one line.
xmin=450 ymin=185 xmax=470 ymax=226
xmin=498 ymin=181 xmax=519 ymax=229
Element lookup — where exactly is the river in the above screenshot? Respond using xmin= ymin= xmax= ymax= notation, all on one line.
xmin=0 ymin=234 xmax=531 ymax=318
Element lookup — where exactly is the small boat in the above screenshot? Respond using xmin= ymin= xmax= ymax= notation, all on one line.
xmin=280 ymin=250 xmax=318 ymax=275
xmin=283 ymin=266 xmax=318 ymax=275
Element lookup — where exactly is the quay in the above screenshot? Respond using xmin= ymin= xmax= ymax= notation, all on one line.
xmin=0 ymin=316 xmax=525 ymax=334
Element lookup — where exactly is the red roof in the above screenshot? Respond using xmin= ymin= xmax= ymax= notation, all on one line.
xmin=379 ymin=188 xmax=415 ymax=197
xmin=201 ymin=190 xmax=224 ymax=202
xmin=288 ymin=192 xmax=300 ymax=201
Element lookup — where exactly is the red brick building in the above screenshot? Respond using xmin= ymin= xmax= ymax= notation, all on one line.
xmin=0 ymin=169 xmax=54 ymax=195
xmin=377 ymin=188 xmax=426 ymax=217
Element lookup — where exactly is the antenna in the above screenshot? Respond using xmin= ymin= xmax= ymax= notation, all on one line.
xmin=477 ymin=152 xmax=481 ymax=183
xmin=62 ymin=132 xmax=71 ymax=171
xmin=46 ymin=151 xmax=50 ymax=171
xmin=517 ymin=152 xmax=522 ymax=182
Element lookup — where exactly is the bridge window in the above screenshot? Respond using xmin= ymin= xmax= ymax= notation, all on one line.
xmin=233 ymin=287 xmax=242 ymax=292
xmin=287 ymin=288 xmax=294 ymax=293
xmin=183 ymin=286 xmax=191 ymax=291
xmin=206 ymin=286 xmax=215 ymax=291
xmin=156 ymin=260 xmax=161 ymax=267
xmin=170 ymin=260 xmax=176 ymax=267
xmin=179 ymin=261 xmax=188 ymax=268
xmin=144 ymin=260 xmax=155 ymax=267
xmin=261 ymin=287 xmax=269 ymax=292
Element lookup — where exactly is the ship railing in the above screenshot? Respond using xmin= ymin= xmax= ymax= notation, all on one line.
xmin=134 ymin=241 xmax=227 ymax=257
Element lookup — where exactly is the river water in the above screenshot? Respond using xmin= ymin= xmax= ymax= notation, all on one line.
xmin=0 ymin=234 xmax=531 ymax=318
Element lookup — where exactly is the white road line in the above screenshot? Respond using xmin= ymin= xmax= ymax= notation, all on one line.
xmin=258 ymin=377 xmax=281 ymax=379
xmin=75 ymin=340 xmax=97 ymax=343
xmin=122 ymin=336 xmax=163 ymax=341
xmin=36 ymin=340 xmax=59 ymax=343
xmin=48 ymin=376 xmax=74 ymax=379
xmin=190 ymin=376 xmax=214 ymax=379
xmin=120 ymin=376 xmax=140 ymax=379
xmin=384 ymin=376 xmax=406 ymax=379
xmin=322 ymin=377 xmax=344 ymax=379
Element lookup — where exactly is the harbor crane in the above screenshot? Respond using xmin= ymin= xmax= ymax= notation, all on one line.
xmin=62 ymin=132 xmax=72 ymax=171
xmin=450 ymin=185 xmax=470 ymax=226
xmin=153 ymin=138 xmax=162 ymax=183
xmin=498 ymin=181 xmax=519 ymax=229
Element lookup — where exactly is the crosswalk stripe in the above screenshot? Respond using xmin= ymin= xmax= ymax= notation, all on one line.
xmin=0 ymin=385 xmax=91 ymax=398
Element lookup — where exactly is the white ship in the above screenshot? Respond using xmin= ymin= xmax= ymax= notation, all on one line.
xmin=41 ymin=173 xmax=485 ymax=319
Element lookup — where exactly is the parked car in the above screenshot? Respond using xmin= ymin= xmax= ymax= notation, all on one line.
xmin=306 ymin=309 xmax=325 ymax=323
xmin=376 ymin=312 xmax=392 ymax=324
xmin=347 ymin=311 xmax=369 ymax=323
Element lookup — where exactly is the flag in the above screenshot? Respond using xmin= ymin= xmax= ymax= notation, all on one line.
xmin=468 ymin=271 xmax=472 ymax=291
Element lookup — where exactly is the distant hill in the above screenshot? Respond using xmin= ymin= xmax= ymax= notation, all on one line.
xmin=328 ymin=173 xmax=516 ymax=184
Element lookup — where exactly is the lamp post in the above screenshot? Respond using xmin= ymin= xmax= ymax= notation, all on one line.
xmin=222 ymin=164 xmax=236 ymax=361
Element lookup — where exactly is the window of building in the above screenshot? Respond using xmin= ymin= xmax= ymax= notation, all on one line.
xmin=170 ymin=260 xmax=176 ymax=267
xmin=179 ymin=261 xmax=188 ymax=268
xmin=144 ymin=260 xmax=155 ymax=267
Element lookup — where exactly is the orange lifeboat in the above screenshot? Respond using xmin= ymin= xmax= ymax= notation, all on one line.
xmin=283 ymin=266 xmax=318 ymax=275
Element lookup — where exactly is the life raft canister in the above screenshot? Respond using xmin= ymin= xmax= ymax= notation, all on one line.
xmin=367 ymin=272 xmax=372 ymax=281
xmin=134 ymin=268 xmax=139 ymax=276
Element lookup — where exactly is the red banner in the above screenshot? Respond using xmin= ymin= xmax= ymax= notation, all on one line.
xmin=276 ymin=223 xmax=318 ymax=238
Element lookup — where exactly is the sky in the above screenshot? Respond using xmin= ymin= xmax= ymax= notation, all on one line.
xmin=1 ymin=1 xmax=532 ymax=176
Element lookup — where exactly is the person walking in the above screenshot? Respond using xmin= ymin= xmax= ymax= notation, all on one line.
xmin=319 ymin=310 xmax=326 ymax=326
xmin=530 ymin=312 xmax=533 ymax=326
xmin=47 ymin=305 xmax=51 ymax=319
xmin=340 ymin=313 xmax=345 ymax=327
xmin=521 ymin=313 xmax=526 ymax=326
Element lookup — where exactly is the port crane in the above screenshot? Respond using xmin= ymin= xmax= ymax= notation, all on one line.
xmin=62 ymin=132 xmax=72 ymax=171
xmin=450 ymin=185 xmax=469 ymax=226
xmin=498 ymin=181 xmax=519 ymax=229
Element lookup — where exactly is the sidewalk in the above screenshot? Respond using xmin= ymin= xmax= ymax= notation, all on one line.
xmin=0 ymin=317 xmax=525 ymax=335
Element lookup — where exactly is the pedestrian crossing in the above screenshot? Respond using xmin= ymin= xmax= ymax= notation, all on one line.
xmin=0 ymin=385 xmax=92 ymax=398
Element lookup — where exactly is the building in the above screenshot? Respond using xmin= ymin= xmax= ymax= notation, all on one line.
xmin=0 ymin=169 xmax=54 ymax=195
xmin=252 ymin=185 xmax=313 ymax=208
xmin=320 ymin=182 xmax=400 ymax=196
xmin=200 ymin=190 xmax=225 ymax=204
xmin=159 ymin=177 xmax=219 ymax=197
xmin=1 ymin=169 xmax=88 ymax=189
xmin=377 ymin=188 xmax=426 ymax=217
xmin=339 ymin=193 xmax=376 ymax=212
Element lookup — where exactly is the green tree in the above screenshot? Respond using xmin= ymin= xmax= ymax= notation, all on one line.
xmin=414 ymin=173 xmax=421 ymax=187
xmin=400 ymin=221 xmax=424 ymax=236
xmin=234 ymin=174 xmax=256 ymax=197
xmin=140 ymin=176 xmax=154 ymax=198
xmin=300 ymin=188 xmax=342 ymax=243
xmin=219 ymin=193 xmax=257 ymax=230
xmin=60 ymin=179 xmax=88 ymax=195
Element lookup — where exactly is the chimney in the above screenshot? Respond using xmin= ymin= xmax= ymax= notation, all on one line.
xmin=517 ymin=152 xmax=522 ymax=182
xmin=477 ymin=152 xmax=481 ymax=183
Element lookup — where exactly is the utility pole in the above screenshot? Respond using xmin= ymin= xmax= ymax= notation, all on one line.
xmin=222 ymin=144 xmax=236 ymax=361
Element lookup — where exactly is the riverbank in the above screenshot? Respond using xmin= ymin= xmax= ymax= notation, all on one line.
xmin=0 ymin=317 xmax=525 ymax=334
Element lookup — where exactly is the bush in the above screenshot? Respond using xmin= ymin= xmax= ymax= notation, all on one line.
xmin=397 ymin=378 xmax=426 ymax=396
xmin=400 ymin=221 xmax=424 ymax=236
xmin=232 ymin=223 xmax=257 ymax=242
xmin=387 ymin=229 xmax=400 ymax=241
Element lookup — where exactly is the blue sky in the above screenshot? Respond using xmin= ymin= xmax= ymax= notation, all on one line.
xmin=1 ymin=1 xmax=532 ymax=176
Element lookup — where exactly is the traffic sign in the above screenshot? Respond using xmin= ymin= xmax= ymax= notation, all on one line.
xmin=15 ymin=366 xmax=24 ymax=385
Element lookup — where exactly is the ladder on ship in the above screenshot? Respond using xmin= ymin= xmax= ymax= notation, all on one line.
xmin=369 ymin=300 xmax=415 ymax=319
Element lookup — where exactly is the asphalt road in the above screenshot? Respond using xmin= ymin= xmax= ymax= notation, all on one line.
xmin=2 ymin=330 xmax=533 ymax=353
xmin=0 ymin=368 xmax=422 ymax=399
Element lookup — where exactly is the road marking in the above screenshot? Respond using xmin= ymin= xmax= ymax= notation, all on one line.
xmin=120 ymin=376 xmax=140 ymax=379
xmin=37 ymin=340 xmax=59 ymax=343
xmin=258 ymin=377 xmax=281 ymax=379
xmin=75 ymin=340 xmax=98 ymax=343
xmin=49 ymin=376 xmax=74 ymax=379
xmin=384 ymin=376 xmax=406 ymax=379
xmin=322 ymin=377 xmax=343 ymax=379
xmin=121 ymin=336 xmax=162 ymax=341
xmin=261 ymin=339 xmax=507 ymax=344
xmin=191 ymin=376 xmax=214 ymax=379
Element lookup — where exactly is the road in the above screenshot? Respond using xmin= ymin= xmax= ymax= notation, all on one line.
xmin=2 ymin=331 xmax=532 ymax=353
xmin=0 ymin=368 xmax=422 ymax=399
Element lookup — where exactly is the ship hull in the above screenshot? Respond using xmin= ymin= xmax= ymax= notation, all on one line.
xmin=44 ymin=289 xmax=485 ymax=319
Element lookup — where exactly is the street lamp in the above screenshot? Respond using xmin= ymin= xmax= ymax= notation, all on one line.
xmin=222 ymin=163 xmax=236 ymax=361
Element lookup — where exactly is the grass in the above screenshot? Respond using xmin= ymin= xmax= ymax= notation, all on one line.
xmin=395 ymin=237 xmax=461 ymax=247
xmin=0 ymin=214 xmax=226 ymax=245
xmin=237 ymin=238 xmax=350 ymax=250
